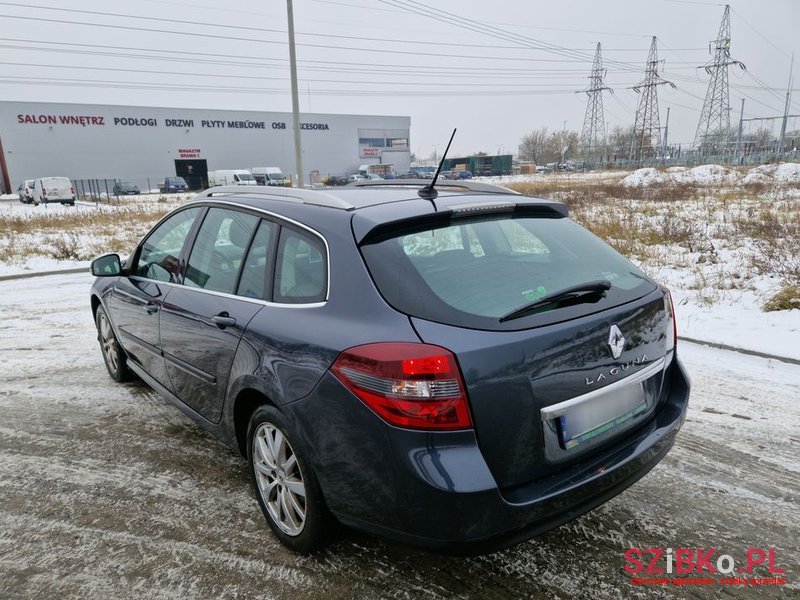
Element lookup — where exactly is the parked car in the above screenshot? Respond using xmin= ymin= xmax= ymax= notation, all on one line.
xmin=441 ymin=170 xmax=472 ymax=180
xmin=159 ymin=176 xmax=189 ymax=193
xmin=89 ymin=181 xmax=689 ymax=555
xmin=17 ymin=179 xmax=34 ymax=203
xmin=32 ymin=177 xmax=75 ymax=205
xmin=250 ymin=167 xmax=288 ymax=186
xmin=535 ymin=165 xmax=553 ymax=174
xmin=207 ymin=170 xmax=257 ymax=187
xmin=113 ymin=180 xmax=140 ymax=195
xmin=322 ymin=176 xmax=349 ymax=186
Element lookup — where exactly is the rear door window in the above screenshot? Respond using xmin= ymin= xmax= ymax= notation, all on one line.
xmin=237 ymin=220 xmax=277 ymax=300
xmin=361 ymin=214 xmax=655 ymax=330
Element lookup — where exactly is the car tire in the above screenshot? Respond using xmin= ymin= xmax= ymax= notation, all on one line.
xmin=247 ymin=405 xmax=332 ymax=553
xmin=95 ymin=305 xmax=131 ymax=382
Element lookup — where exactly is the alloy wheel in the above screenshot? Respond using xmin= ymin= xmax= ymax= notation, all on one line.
xmin=252 ymin=423 xmax=307 ymax=536
xmin=97 ymin=311 xmax=118 ymax=373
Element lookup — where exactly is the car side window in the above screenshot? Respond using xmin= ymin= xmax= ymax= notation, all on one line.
xmin=237 ymin=220 xmax=277 ymax=300
xmin=273 ymin=228 xmax=327 ymax=304
xmin=135 ymin=207 xmax=201 ymax=282
xmin=185 ymin=208 xmax=259 ymax=294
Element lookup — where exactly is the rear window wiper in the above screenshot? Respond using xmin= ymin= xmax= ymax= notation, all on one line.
xmin=499 ymin=280 xmax=612 ymax=322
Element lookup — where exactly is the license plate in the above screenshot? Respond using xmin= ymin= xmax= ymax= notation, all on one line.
xmin=559 ymin=383 xmax=647 ymax=449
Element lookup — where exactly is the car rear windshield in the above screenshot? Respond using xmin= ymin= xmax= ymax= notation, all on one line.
xmin=360 ymin=214 xmax=656 ymax=330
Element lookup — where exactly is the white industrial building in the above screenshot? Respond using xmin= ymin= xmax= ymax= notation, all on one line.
xmin=0 ymin=101 xmax=411 ymax=192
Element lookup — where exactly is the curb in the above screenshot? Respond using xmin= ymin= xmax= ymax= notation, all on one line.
xmin=679 ymin=336 xmax=800 ymax=367
xmin=0 ymin=267 xmax=88 ymax=282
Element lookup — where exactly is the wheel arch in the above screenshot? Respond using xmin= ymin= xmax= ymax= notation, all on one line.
xmin=233 ymin=388 xmax=275 ymax=457
xmin=90 ymin=293 xmax=101 ymax=318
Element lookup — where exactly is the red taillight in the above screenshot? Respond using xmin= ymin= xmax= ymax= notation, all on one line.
xmin=331 ymin=342 xmax=472 ymax=431
xmin=666 ymin=289 xmax=678 ymax=349
xmin=42 ymin=187 xmax=47 ymax=195
xmin=70 ymin=186 xmax=75 ymax=194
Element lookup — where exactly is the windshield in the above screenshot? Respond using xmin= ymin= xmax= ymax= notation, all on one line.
xmin=237 ymin=173 xmax=255 ymax=182
xmin=360 ymin=214 xmax=655 ymax=330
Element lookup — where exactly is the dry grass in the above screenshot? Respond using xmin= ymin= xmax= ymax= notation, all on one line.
xmin=763 ymin=285 xmax=800 ymax=311
xmin=507 ymin=177 xmax=800 ymax=304
xmin=737 ymin=207 xmax=800 ymax=285
xmin=0 ymin=205 xmax=168 ymax=235
xmin=0 ymin=205 xmax=171 ymax=265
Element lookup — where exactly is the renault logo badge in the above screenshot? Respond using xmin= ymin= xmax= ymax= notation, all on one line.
xmin=608 ymin=324 xmax=625 ymax=359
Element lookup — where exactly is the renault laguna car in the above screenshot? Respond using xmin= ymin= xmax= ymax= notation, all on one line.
xmin=89 ymin=180 xmax=690 ymax=554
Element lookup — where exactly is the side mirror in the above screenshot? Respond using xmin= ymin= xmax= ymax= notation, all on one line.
xmin=91 ymin=253 xmax=123 ymax=277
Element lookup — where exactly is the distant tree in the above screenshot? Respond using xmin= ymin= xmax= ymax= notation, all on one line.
xmin=474 ymin=151 xmax=488 ymax=156
xmin=518 ymin=128 xmax=548 ymax=163
xmin=542 ymin=130 xmax=580 ymax=163
xmin=409 ymin=152 xmax=417 ymax=163
xmin=741 ymin=127 xmax=775 ymax=153
xmin=608 ymin=125 xmax=636 ymax=159
xmin=752 ymin=127 xmax=774 ymax=146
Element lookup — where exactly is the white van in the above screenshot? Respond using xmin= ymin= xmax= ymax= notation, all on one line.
xmin=32 ymin=177 xmax=75 ymax=205
xmin=207 ymin=170 xmax=257 ymax=187
xmin=250 ymin=167 xmax=288 ymax=186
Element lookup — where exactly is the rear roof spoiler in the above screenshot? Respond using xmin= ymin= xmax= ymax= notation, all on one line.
xmin=354 ymin=198 xmax=568 ymax=245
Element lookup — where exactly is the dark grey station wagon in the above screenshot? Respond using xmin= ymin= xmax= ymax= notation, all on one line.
xmin=90 ymin=180 xmax=690 ymax=554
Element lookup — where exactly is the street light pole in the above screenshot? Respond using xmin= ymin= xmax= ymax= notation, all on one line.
xmin=286 ymin=0 xmax=304 ymax=188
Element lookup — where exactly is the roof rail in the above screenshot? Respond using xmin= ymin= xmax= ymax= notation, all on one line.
xmin=346 ymin=179 xmax=520 ymax=195
xmin=193 ymin=185 xmax=353 ymax=209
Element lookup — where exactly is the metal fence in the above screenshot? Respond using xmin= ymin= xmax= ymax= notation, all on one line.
xmin=574 ymin=148 xmax=800 ymax=171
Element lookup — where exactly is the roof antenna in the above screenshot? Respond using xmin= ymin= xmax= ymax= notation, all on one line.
xmin=418 ymin=128 xmax=456 ymax=207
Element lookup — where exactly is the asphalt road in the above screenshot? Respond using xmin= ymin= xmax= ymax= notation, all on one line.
xmin=0 ymin=273 xmax=798 ymax=599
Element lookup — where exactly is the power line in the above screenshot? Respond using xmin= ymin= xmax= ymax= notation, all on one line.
xmin=0 ymin=75 xmax=584 ymax=96
xmin=0 ymin=12 xmax=664 ymax=66
xmin=0 ymin=38 xmax=645 ymax=81
xmin=0 ymin=2 xmax=708 ymax=58
xmin=0 ymin=60 xmax=606 ymax=87
xmin=729 ymin=6 xmax=793 ymax=62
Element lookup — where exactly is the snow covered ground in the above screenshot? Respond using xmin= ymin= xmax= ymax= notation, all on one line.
xmin=618 ymin=163 xmax=800 ymax=187
xmin=0 ymin=272 xmax=797 ymax=599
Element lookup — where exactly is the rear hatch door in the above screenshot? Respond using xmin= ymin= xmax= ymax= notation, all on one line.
xmin=358 ymin=205 xmax=673 ymax=489
xmin=42 ymin=177 xmax=72 ymax=200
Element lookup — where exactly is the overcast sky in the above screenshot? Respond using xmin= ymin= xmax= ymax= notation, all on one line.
xmin=1 ymin=0 xmax=797 ymax=158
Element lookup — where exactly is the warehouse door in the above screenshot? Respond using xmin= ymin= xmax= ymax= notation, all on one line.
xmin=174 ymin=159 xmax=208 ymax=190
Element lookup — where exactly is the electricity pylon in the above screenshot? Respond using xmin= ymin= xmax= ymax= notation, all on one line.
xmin=693 ymin=4 xmax=745 ymax=153
xmin=629 ymin=37 xmax=675 ymax=164
xmin=579 ymin=43 xmax=612 ymax=165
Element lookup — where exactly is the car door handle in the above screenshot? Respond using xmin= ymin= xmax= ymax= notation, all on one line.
xmin=211 ymin=313 xmax=237 ymax=329
xmin=143 ymin=302 xmax=159 ymax=314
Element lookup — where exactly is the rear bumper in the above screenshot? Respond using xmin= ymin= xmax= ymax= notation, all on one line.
xmin=287 ymin=356 xmax=690 ymax=554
